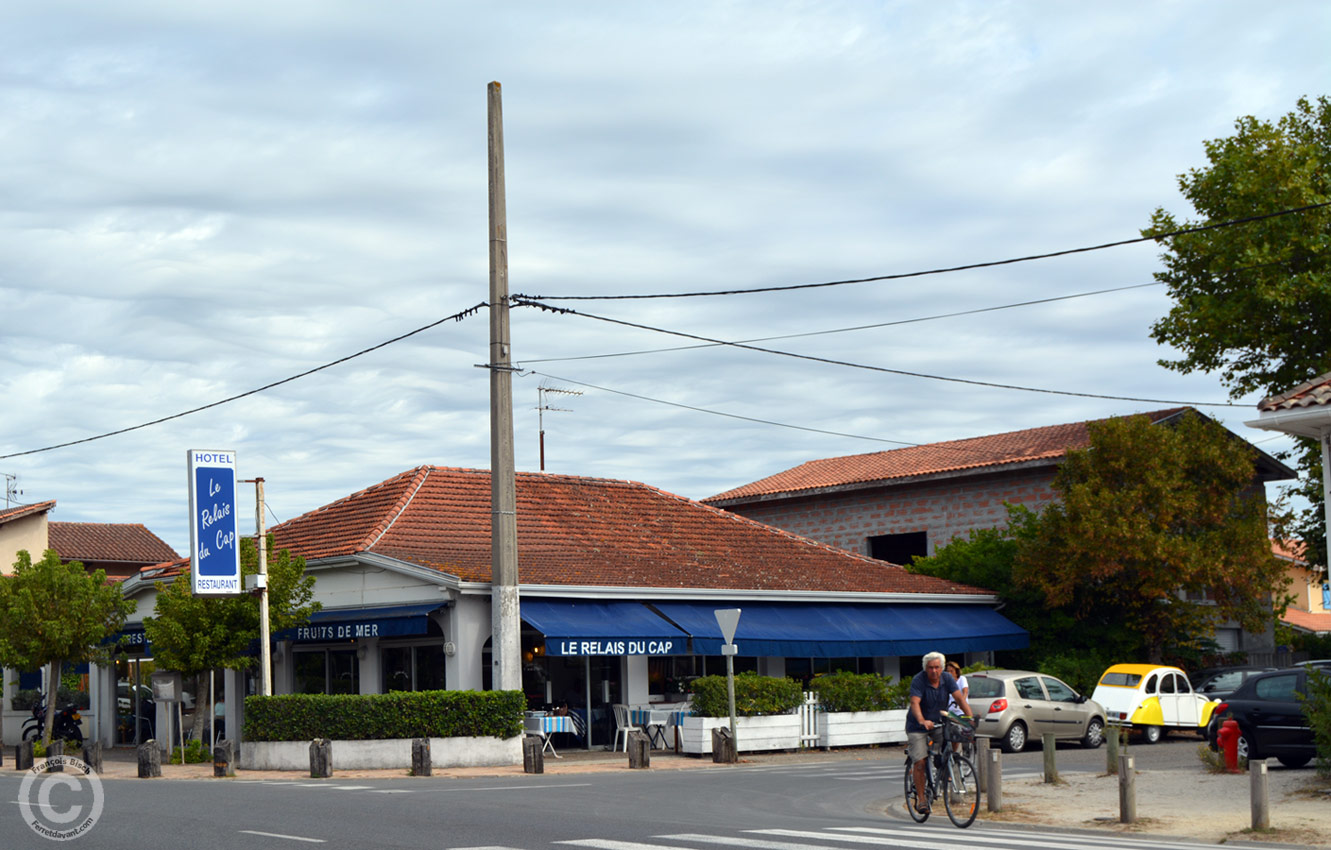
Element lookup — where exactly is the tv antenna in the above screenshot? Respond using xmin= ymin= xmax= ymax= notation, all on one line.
xmin=4 ymin=473 xmax=23 ymax=508
xmin=536 ymin=382 xmax=582 ymax=471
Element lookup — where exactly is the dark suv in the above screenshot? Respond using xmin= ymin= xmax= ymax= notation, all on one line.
xmin=1189 ymin=665 xmax=1275 ymax=702
xmin=1206 ymin=664 xmax=1328 ymax=767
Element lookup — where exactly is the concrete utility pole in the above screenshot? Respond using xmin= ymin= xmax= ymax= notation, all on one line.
xmin=488 ymin=81 xmax=521 ymax=691
xmin=256 ymin=478 xmax=272 ymax=697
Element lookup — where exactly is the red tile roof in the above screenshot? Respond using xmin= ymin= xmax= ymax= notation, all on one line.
xmin=49 ymin=522 xmax=178 ymax=565
xmin=1282 ymin=607 xmax=1331 ymax=635
xmin=268 ymin=466 xmax=986 ymax=597
xmin=0 ymin=500 xmax=56 ymax=524
xmin=1258 ymin=371 xmax=1331 ymax=411
xmin=706 ymin=409 xmax=1187 ymax=503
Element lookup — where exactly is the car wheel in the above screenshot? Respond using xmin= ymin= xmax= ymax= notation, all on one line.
xmin=1081 ymin=717 xmax=1105 ymax=749
xmin=1276 ymin=754 xmax=1310 ymax=769
xmin=1236 ymin=734 xmax=1257 ymax=761
xmin=1001 ymin=720 xmax=1027 ymax=753
xmin=1140 ymin=724 xmax=1162 ymax=744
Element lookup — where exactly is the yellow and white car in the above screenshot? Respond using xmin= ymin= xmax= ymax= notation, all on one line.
xmin=1089 ymin=663 xmax=1221 ymax=744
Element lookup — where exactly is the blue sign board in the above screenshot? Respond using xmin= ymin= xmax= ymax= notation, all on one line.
xmin=187 ymin=449 xmax=242 ymax=595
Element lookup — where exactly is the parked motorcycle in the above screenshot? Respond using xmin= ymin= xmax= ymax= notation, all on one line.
xmin=21 ymin=696 xmax=85 ymax=745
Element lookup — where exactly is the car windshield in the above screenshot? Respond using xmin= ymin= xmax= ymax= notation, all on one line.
xmin=1099 ymin=672 xmax=1142 ymax=687
xmin=967 ymin=677 xmax=1003 ymax=699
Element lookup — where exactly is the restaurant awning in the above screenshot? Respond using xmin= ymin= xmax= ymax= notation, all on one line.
xmin=521 ymin=599 xmax=689 ymax=656
xmin=649 ymin=601 xmax=1028 ymax=658
xmin=286 ymin=602 xmax=445 ymax=642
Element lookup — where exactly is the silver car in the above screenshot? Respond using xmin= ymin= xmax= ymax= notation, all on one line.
xmin=966 ymin=669 xmax=1107 ymax=753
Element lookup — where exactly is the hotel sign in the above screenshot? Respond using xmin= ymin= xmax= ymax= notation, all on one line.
xmin=187 ymin=449 xmax=242 ymax=596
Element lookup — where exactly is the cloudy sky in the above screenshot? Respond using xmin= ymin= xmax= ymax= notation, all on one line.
xmin=1 ymin=1 xmax=1327 ymax=556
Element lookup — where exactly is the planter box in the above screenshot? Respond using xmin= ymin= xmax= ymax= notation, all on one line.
xmin=817 ymin=709 xmax=907 ymax=749
xmin=240 ymin=736 xmax=521 ymax=771
xmin=679 ymin=715 xmax=801 ymax=755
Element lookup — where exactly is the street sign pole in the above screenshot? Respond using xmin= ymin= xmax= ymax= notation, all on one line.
xmin=715 ymin=608 xmax=742 ymax=762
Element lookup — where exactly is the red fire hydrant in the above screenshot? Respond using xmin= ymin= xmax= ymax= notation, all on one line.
xmin=1217 ymin=719 xmax=1241 ymax=773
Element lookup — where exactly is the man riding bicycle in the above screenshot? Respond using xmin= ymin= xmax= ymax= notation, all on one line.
xmin=907 ymin=651 xmax=973 ymax=814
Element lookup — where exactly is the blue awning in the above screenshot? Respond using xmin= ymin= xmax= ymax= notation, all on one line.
xmin=284 ymin=603 xmax=445 ymax=642
xmin=649 ymin=601 xmax=1028 ymax=658
xmin=521 ymin=599 xmax=689 ymax=656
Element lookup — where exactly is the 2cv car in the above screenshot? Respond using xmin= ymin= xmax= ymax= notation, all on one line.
xmin=1089 ymin=663 xmax=1220 ymax=743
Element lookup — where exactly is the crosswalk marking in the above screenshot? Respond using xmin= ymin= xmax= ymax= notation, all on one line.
xmin=834 ymin=825 xmax=1215 ymax=850
xmin=557 ymin=840 xmax=700 ymax=850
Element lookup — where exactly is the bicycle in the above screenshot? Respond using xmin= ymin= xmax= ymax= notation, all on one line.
xmin=903 ymin=713 xmax=980 ymax=828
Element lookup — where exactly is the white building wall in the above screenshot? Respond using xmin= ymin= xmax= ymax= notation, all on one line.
xmin=450 ymin=595 xmax=491 ymax=691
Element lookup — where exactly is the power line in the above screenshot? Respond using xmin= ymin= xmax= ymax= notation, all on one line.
xmin=514 ymin=298 xmax=1248 ymax=408
xmin=517 ymin=281 xmax=1164 ymax=365
xmin=513 ymin=202 xmax=1331 ymax=301
xmin=0 ymin=302 xmax=487 ymax=461
xmin=525 ymin=371 xmax=920 ymax=446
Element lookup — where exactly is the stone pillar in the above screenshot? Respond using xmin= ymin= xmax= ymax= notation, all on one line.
xmin=711 ymin=727 xmax=736 ymax=764
xmin=17 ymin=740 xmax=34 ymax=770
xmin=309 ymin=738 xmax=332 ymax=779
xmin=81 ymin=741 xmax=103 ymax=774
xmin=522 ymin=736 xmax=544 ymax=774
xmin=213 ymin=740 xmax=236 ymax=777
xmin=137 ymin=740 xmax=161 ymax=778
xmin=411 ymin=738 xmax=432 ymax=777
xmin=628 ymin=730 xmax=651 ymax=769
xmin=47 ymin=740 xmax=64 ymax=772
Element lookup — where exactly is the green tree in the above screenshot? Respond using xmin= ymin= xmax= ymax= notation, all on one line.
xmin=1145 ymin=95 xmax=1331 ymax=569
xmin=143 ymin=535 xmax=318 ymax=726
xmin=1015 ymin=413 xmax=1287 ymax=662
xmin=0 ymin=549 xmax=135 ymax=745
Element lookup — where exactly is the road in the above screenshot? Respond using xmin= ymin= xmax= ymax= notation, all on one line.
xmin=1 ymin=738 xmax=1285 ymax=850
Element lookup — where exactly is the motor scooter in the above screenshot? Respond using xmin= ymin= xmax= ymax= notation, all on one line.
xmin=21 ymin=696 xmax=85 ymax=744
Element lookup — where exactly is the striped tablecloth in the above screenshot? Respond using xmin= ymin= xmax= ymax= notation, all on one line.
xmin=629 ymin=707 xmax=690 ymax=748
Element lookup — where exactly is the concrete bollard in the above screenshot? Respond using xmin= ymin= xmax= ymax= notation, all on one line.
xmin=522 ymin=736 xmax=544 ymax=774
xmin=17 ymin=740 xmax=34 ymax=770
xmin=986 ymin=747 xmax=1002 ymax=812
xmin=309 ymin=738 xmax=332 ymax=779
xmin=411 ymin=738 xmax=432 ymax=777
xmin=1041 ymin=733 xmax=1058 ymax=783
xmin=137 ymin=740 xmax=161 ymax=778
xmin=1118 ymin=754 xmax=1135 ymax=823
xmin=82 ymin=741 xmax=103 ymax=774
xmin=628 ymin=730 xmax=651 ymax=769
xmin=1250 ymin=758 xmax=1270 ymax=830
xmin=213 ymin=740 xmax=236 ymax=777
xmin=47 ymin=740 xmax=64 ymax=772
xmin=711 ymin=727 xmax=736 ymax=764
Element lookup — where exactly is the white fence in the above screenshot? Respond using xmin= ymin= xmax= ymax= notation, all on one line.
xmin=799 ymin=691 xmax=820 ymax=748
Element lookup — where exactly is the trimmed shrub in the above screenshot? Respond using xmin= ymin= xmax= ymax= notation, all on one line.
xmin=808 ymin=672 xmax=909 ymax=712
xmin=1300 ymin=665 xmax=1331 ymax=777
xmin=242 ymin=689 xmax=524 ymax=742
xmin=690 ymin=672 xmax=802 ymax=717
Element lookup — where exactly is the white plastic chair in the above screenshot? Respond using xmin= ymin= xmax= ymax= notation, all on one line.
xmin=612 ymin=704 xmax=641 ymax=752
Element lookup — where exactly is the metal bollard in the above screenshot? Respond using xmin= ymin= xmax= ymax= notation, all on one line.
xmin=309 ymin=738 xmax=332 ymax=779
xmin=1250 ymin=758 xmax=1270 ymax=830
xmin=1041 ymin=733 xmax=1058 ymax=783
xmin=1118 ymin=754 xmax=1135 ymax=823
xmin=986 ymin=747 xmax=1002 ymax=811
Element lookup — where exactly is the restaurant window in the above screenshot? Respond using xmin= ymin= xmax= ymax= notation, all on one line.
xmin=293 ymin=648 xmax=359 ymax=695
xmin=382 ymin=643 xmax=446 ymax=692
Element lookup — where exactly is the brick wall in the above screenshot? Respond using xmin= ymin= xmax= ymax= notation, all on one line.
xmin=724 ymin=466 xmax=1060 ymax=559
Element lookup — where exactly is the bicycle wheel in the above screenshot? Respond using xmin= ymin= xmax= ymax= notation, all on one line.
xmin=903 ymin=758 xmax=929 ymax=823
xmin=943 ymin=753 xmax=979 ymax=829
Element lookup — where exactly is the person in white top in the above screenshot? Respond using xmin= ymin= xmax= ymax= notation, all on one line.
xmin=945 ymin=661 xmax=969 ymax=753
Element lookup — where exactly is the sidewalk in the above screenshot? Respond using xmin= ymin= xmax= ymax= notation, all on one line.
xmin=86 ymin=744 xmax=1331 ymax=846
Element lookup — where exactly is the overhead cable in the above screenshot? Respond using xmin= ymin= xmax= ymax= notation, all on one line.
xmin=513 ymin=298 xmax=1246 ymax=408
xmin=0 ymin=302 xmax=487 ymax=460
xmin=513 ymin=202 xmax=1331 ymax=301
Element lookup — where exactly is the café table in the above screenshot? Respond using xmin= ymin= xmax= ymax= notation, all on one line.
xmin=524 ymin=713 xmax=578 ymax=757
xmin=628 ymin=705 xmax=689 ymax=750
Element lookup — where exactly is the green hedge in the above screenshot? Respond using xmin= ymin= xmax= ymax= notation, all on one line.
xmin=242 ymin=690 xmax=524 ymax=742
xmin=808 ymin=672 xmax=910 ymax=711
xmin=690 ymin=672 xmax=803 ymax=717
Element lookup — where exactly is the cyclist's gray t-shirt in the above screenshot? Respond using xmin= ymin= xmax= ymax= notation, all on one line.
xmin=906 ymin=670 xmax=958 ymax=733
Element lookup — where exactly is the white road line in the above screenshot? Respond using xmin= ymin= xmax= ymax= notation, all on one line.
xmin=558 ymin=840 xmax=698 ymax=850
xmin=667 ymin=832 xmax=926 ymax=850
xmin=328 ymin=785 xmax=373 ymax=790
xmin=450 ymin=782 xmax=594 ymax=792
xmin=759 ymin=827 xmax=1122 ymax=850
xmin=238 ymin=829 xmax=326 ymax=843
xmin=843 ymin=825 xmax=1220 ymax=849
xmin=369 ymin=789 xmax=416 ymax=794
